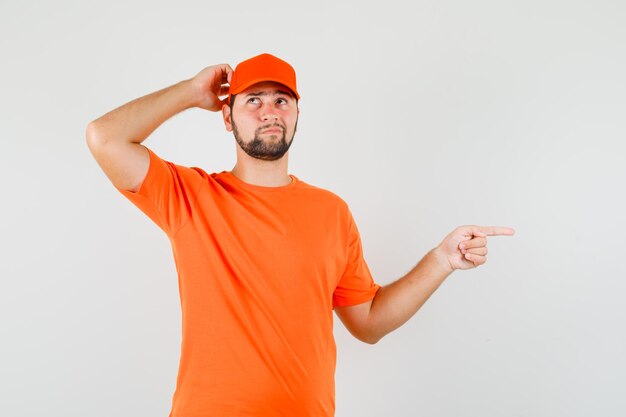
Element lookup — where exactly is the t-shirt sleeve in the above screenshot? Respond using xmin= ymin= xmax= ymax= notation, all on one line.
xmin=332 ymin=208 xmax=382 ymax=309
xmin=114 ymin=146 xmax=201 ymax=237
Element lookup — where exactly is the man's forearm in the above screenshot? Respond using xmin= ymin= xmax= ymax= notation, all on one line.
xmin=87 ymin=79 xmax=199 ymax=145
xmin=367 ymin=248 xmax=454 ymax=343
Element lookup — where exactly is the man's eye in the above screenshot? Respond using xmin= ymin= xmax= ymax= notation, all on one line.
xmin=277 ymin=98 xmax=287 ymax=104
xmin=247 ymin=97 xmax=259 ymax=104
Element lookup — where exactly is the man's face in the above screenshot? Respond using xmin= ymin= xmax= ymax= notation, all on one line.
xmin=223 ymin=81 xmax=299 ymax=161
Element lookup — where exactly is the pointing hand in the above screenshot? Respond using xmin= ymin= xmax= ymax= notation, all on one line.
xmin=434 ymin=225 xmax=516 ymax=272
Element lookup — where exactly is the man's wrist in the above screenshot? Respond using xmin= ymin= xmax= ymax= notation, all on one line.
xmin=429 ymin=246 xmax=455 ymax=276
xmin=171 ymin=78 xmax=199 ymax=109
xmin=177 ymin=79 xmax=199 ymax=109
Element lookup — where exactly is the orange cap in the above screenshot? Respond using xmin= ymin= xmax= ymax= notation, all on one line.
xmin=228 ymin=53 xmax=300 ymax=104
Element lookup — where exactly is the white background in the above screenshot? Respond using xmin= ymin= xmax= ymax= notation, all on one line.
xmin=1 ymin=0 xmax=625 ymax=416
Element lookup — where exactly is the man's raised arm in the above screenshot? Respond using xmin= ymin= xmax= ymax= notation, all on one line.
xmin=85 ymin=64 xmax=233 ymax=192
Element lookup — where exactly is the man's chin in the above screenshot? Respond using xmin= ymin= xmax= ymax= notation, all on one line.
xmin=234 ymin=133 xmax=293 ymax=161
xmin=248 ymin=152 xmax=287 ymax=161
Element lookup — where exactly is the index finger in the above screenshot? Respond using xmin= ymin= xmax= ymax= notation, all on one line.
xmin=220 ymin=64 xmax=233 ymax=83
xmin=477 ymin=226 xmax=516 ymax=236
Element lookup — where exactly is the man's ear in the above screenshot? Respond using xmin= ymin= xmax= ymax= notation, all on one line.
xmin=222 ymin=103 xmax=233 ymax=132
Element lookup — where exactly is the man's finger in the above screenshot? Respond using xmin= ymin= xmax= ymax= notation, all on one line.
xmin=219 ymin=84 xmax=230 ymax=96
xmin=477 ymin=226 xmax=516 ymax=236
xmin=460 ymin=237 xmax=487 ymax=250
xmin=464 ymin=247 xmax=488 ymax=256
xmin=220 ymin=64 xmax=233 ymax=82
xmin=465 ymin=253 xmax=486 ymax=266
xmin=225 ymin=64 xmax=233 ymax=83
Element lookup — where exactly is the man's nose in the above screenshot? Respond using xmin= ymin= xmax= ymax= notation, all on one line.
xmin=260 ymin=104 xmax=279 ymax=120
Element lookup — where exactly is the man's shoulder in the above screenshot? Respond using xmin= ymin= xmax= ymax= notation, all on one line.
xmin=146 ymin=147 xmax=212 ymax=180
xmin=295 ymin=178 xmax=349 ymax=210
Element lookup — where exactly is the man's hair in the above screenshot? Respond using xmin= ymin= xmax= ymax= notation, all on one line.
xmin=229 ymin=92 xmax=298 ymax=112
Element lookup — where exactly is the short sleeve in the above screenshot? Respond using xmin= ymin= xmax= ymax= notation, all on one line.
xmin=114 ymin=146 xmax=202 ymax=237
xmin=332 ymin=208 xmax=381 ymax=309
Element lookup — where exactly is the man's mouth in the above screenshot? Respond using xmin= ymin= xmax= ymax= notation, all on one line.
xmin=262 ymin=128 xmax=282 ymax=133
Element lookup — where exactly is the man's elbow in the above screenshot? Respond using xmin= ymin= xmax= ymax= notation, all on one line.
xmin=360 ymin=330 xmax=382 ymax=345
xmin=345 ymin=326 xmax=381 ymax=345
xmin=363 ymin=337 xmax=379 ymax=345
xmin=86 ymin=122 xmax=105 ymax=149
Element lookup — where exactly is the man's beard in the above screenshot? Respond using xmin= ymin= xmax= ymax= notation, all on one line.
xmin=232 ymin=117 xmax=298 ymax=161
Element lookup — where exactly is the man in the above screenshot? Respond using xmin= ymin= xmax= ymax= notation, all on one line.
xmin=86 ymin=53 xmax=515 ymax=416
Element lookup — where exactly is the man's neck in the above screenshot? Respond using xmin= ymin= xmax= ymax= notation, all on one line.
xmin=230 ymin=154 xmax=291 ymax=187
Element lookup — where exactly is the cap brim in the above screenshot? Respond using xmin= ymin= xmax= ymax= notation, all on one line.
xmin=229 ymin=77 xmax=300 ymax=99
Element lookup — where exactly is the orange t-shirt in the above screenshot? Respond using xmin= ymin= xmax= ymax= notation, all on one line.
xmin=115 ymin=146 xmax=381 ymax=417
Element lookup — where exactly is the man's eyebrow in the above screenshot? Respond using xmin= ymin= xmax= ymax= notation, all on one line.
xmin=243 ymin=90 xmax=293 ymax=98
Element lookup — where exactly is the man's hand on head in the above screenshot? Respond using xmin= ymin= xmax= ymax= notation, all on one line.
xmin=189 ymin=64 xmax=234 ymax=112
